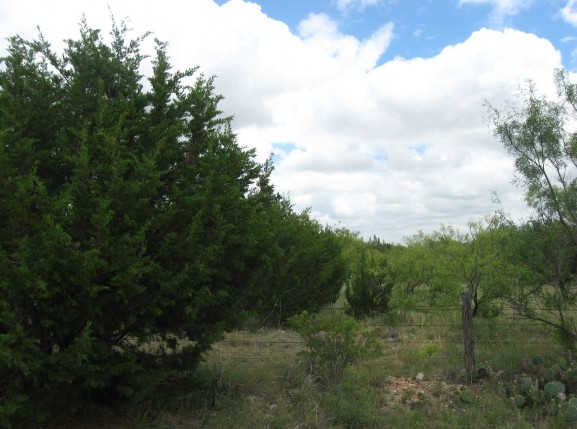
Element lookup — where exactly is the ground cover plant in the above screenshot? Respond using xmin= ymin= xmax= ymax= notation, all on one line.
xmin=53 ymin=308 xmax=576 ymax=428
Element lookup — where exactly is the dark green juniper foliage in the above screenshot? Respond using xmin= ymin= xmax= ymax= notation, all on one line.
xmin=0 ymin=18 xmax=346 ymax=425
xmin=240 ymin=201 xmax=348 ymax=324
xmin=345 ymin=248 xmax=393 ymax=318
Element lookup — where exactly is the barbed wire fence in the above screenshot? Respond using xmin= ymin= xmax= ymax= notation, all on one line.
xmin=207 ymin=292 xmax=573 ymax=375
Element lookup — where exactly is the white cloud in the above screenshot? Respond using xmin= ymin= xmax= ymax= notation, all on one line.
xmin=562 ymin=0 xmax=577 ymax=26
xmin=459 ymin=0 xmax=532 ymax=25
xmin=297 ymin=13 xmax=393 ymax=69
xmin=0 ymin=0 xmax=564 ymax=242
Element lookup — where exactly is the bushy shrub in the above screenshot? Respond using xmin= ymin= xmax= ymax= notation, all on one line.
xmin=289 ymin=311 xmax=382 ymax=385
xmin=345 ymin=249 xmax=392 ymax=318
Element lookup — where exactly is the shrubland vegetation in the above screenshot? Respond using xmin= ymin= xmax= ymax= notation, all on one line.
xmin=2 ymin=17 xmax=577 ymax=428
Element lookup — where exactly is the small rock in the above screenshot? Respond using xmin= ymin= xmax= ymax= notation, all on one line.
xmin=415 ymin=372 xmax=425 ymax=381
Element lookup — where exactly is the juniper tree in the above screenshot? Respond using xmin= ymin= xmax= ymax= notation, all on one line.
xmin=0 ymin=18 xmax=346 ymax=424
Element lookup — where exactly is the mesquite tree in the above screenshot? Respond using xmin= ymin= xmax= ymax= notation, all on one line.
xmin=488 ymin=69 xmax=577 ymax=344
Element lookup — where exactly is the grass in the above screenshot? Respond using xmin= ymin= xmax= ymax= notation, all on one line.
xmin=61 ymin=307 xmax=577 ymax=429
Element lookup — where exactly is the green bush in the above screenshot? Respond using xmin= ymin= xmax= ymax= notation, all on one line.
xmin=0 ymin=18 xmax=346 ymax=425
xmin=345 ymin=249 xmax=393 ymax=318
xmin=289 ymin=311 xmax=383 ymax=385
xmin=239 ymin=205 xmax=349 ymax=324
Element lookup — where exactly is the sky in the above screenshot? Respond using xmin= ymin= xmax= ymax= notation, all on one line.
xmin=1 ymin=0 xmax=577 ymax=243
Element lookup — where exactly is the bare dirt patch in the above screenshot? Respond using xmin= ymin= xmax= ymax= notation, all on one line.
xmin=377 ymin=375 xmax=482 ymax=413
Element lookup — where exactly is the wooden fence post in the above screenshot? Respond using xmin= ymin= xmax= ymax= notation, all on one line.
xmin=461 ymin=291 xmax=475 ymax=376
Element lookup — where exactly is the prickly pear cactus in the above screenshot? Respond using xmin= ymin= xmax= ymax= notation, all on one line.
xmin=567 ymin=368 xmax=577 ymax=382
xmin=544 ymin=367 xmax=558 ymax=383
xmin=563 ymin=397 xmax=577 ymax=422
xmin=544 ymin=381 xmax=565 ymax=400
xmin=518 ymin=377 xmax=532 ymax=394
xmin=514 ymin=394 xmax=526 ymax=408
xmin=565 ymin=368 xmax=577 ymax=394
xmin=532 ymin=355 xmax=544 ymax=366
xmin=531 ymin=389 xmax=544 ymax=404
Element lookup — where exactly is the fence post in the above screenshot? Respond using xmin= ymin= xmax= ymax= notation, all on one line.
xmin=461 ymin=291 xmax=475 ymax=376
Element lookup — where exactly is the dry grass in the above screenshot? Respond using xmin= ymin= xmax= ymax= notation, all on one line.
xmin=206 ymin=328 xmax=305 ymax=364
xmin=62 ymin=309 xmax=575 ymax=428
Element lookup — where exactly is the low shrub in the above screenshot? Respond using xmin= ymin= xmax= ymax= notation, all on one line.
xmin=288 ymin=311 xmax=383 ymax=385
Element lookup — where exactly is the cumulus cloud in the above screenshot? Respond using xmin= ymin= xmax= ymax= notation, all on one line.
xmin=297 ymin=13 xmax=393 ymax=69
xmin=0 ymin=0 xmax=564 ymax=242
xmin=249 ymin=26 xmax=560 ymax=241
xmin=562 ymin=0 xmax=577 ymax=26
